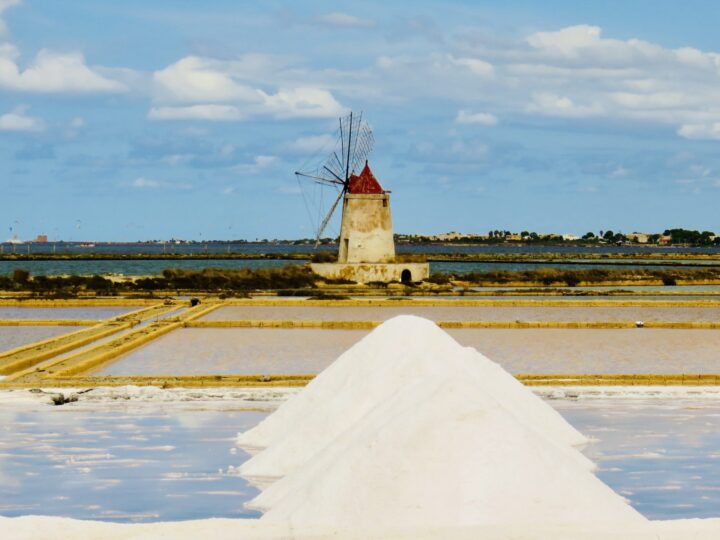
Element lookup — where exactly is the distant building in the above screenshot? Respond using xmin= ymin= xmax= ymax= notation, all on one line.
xmin=432 ymin=231 xmax=466 ymax=241
xmin=626 ymin=233 xmax=650 ymax=244
xmin=562 ymin=234 xmax=580 ymax=241
xmin=659 ymin=235 xmax=672 ymax=245
xmin=34 ymin=234 xmax=48 ymax=243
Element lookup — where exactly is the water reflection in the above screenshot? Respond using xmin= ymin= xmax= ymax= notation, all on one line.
xmin=0 ymin=397 xmax=719 ymax=521
xmin=0 ymin=407 xmax=264 ymax=522
xmin=557 ymin=398 xmax=720 ymax=519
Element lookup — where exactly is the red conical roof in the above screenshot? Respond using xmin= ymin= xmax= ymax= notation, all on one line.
xmin=348 ymin=161 xmax=384 ymax=194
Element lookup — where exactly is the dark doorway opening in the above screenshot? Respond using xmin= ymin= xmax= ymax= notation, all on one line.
xmin=401 ymin=269 xmax=412 ymax=283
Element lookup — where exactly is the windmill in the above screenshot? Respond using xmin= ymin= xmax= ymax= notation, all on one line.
xmin=295 ymin=111 xmax=375 ymax=247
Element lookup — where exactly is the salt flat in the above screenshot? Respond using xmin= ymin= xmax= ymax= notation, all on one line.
xmin=203 ymin=304 xmax=720 ymax=322
xmin=98 ymin=327 xmax=720 ymax=376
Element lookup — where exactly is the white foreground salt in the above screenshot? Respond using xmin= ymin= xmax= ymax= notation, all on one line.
xmin=3 ymin=315 xmax=720 ymax=539
xmin=237 ymin=316 xmax=588 ymax=484
xmin=253 ymin=374 xmax=641 ymax=528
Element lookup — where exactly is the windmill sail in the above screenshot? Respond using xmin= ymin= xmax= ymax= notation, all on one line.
xmin=295 ymin=112 xmax=374 ymax=245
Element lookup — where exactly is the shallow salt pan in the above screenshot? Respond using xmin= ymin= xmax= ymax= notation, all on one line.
xmin=0 ymin=326 xmax=79 ymax=353
xmin=0 ymin=307 xmax=134 ymax=320
xmin=203 ymin=304 xmax=720 ymax=322
xmin=98 ymin=327 xmax=720 ymax=376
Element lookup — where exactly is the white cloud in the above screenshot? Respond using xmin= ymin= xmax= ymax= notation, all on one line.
xmin=526 ymin=93 xmax=604 ymax=118
xmin=261 ymin=87 xmax=345 ymax=118
xmin=287 ymin=134 xmax=336 ymax=153
xmin=317 ymin=23 xmax=720 ymax=139
xmin=677 ymin=123 xmax=720 ymax=141
xmin=231 ymin=155 xmax=279 ymax=175
xmin=526 ymin=25 xmax=603 ymax=56
xmin=148 ymin=105 xmax=244 ymax=121
xmin=254 ymin=155 xmax=276 ymax=167
xmin=448 ymin=55 xmax=494 ymax=77
xmin=314 ymin=12 xmax=373 ymax=28
xmin=132 ymin=177 xmax=160 ymax=188
xmin=455 ymin=110 xmax=497 ymax=125
xmin=153 ymin=56 xmax=263 ymax=103
xmin=131 ymin=177 xmax=192 ymax=190
xmin=150 ymin=56 xmax=345 ymax=121
xmin=0 ymin=49 xmax=126 ymax=93
xmin=0 ymin=104 xmax=43 ymax=131
xmin=0 ymin=0 xmax=21 ymax=38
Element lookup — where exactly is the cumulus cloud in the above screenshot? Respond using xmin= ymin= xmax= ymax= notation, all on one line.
xmin=0 ymin=104 xmax=43 ymax=131
xmin=151 ymin=56 xmax=345 ymax=121
xmin=0 ymin=48 xmax=126 ymax=93
xmin=153 ymin=56 xmax=263 ymax=103
xmin=262 ymin=87 xmax=344 ymax=118
xmin=314 ymin=12 xmax=373 ymax=28
xmin=455 ymin=110 xmax=497 ymax=125
xmin=677 ymin=123 xmax=720 ymax=140
xmin=526 ymin=24 xmax=603 ymax=57
xmin=448 ymin=55 xmax=494 ymax=77
xmin=353 ymin=23 xmax=720 ymax=139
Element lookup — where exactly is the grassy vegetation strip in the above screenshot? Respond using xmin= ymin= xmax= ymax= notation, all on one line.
xmin=0 ymin=319 xmax=98 ymax=326
xmin=188 ymin=320 xmax=379 ymax=329
xmin=228 ymin=298 xmax=720 ymax=307
xmin=453 ymin=280 xmax=720 ymax=287
xmin=0 ymin=303 xmax=177 ymax=377
xmin=0 ymin=374 xmax=316 ymax=389
xmin=187 ymin=320 xmax=720 ymax=329
xmin=517 ymin=373 xmax=720 ymax=385
xmin=2 ymin=372 xmax=719 ymax=389
xmin=9 ymin=303 xmax=221 ymax=381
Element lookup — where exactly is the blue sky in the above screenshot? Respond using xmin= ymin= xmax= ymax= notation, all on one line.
xmin=2 ymin=0 xmax=720 ymax=241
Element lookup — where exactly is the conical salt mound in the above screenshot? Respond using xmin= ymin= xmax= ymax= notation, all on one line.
xmin=255 ymin=373 xmax=646 ymax=529
xmin=249 ymin=359 xmax=592 ymax=515
xmin=236 ymin=316 xmax=587 ymax=483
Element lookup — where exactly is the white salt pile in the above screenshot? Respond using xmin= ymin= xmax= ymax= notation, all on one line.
xmin=237 ymin=315 xmax=646 ymax=530
xmin=255 ymin=375 xmax=644 ymax=528
xmin=237 ymin=315 xmax=588 ymax=485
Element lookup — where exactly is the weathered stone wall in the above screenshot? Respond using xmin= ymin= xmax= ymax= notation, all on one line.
xmin=310 ymin=262 xmax=430 ymax=284
xmin=338 ymin=193 xmax=395 ymax=263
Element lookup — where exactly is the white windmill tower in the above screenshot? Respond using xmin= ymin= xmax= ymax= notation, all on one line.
xmin=295 ymin=112 xmax=428 ymax=283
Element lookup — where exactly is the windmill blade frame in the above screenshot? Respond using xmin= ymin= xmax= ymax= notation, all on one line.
xmin=293 ymin=111 xmax=374 ymax=247
xmin=314 ymin=187 xmax=345 ymax=247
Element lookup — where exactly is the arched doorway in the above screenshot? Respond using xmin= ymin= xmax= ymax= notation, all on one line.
xmin=401 ymin=269 xmax=412 ymax=283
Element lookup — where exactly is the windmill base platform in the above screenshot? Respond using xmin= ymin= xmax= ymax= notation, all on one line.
xmin=310 ymin=262 xmax=429 ymax=284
